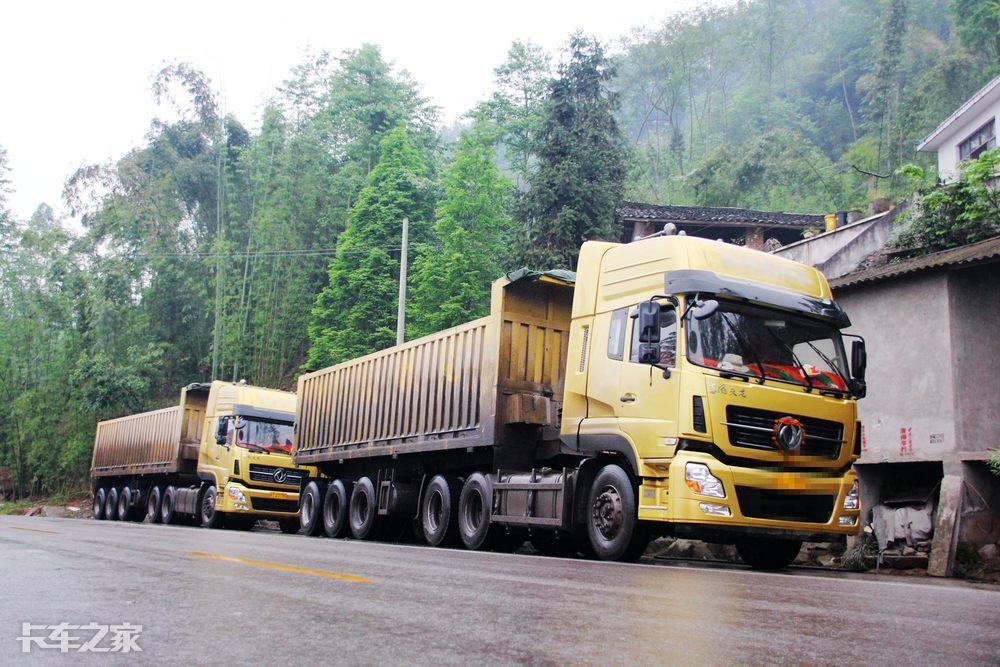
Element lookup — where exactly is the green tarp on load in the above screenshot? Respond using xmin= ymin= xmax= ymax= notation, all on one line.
xmin=503 ymin=268 xmax=577 ymax=285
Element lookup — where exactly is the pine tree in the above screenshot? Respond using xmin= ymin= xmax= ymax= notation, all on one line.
xmin=306 ymin=126 xmax=434 ymax=369
xmin=517 ymin=33 xmax=627 ymax=270
xmin=407 ymin=120 xmax=514 ymax=338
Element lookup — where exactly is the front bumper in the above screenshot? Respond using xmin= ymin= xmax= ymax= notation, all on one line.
xmin=638 ymin=451 xmax=859 ymax=538
xmin=218 ymin=481 xmax=300 ymax=518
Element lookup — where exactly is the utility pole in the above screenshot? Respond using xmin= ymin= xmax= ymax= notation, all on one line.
xmin=396 ymin=217 xmax=409 ymax=346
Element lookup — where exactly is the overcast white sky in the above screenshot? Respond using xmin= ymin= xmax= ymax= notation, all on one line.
xmin=1 ymin=0 xmax=714 ymax=219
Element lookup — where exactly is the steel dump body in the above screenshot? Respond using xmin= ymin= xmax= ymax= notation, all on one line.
xmin=90 ymin=386 xmax=206 ymax=478
xmin=294 ymin=275 xmax=574 ymax=466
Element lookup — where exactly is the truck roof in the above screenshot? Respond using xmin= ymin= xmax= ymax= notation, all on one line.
xmin=575 ymin=235 xmax=840 ymax=322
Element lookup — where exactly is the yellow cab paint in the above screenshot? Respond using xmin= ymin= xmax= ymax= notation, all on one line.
xmin=564 ymin=235 xmax=861 ymax=539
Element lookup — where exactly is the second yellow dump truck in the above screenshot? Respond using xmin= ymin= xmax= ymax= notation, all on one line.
xmin=294 ymin=234 xmax=867 ymax=567
xmin=91 ymin=381 xmax=312 ymax=532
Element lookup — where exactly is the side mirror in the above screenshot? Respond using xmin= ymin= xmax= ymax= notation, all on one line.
xmin=637 ymin=342 xmax=660 ymax=365
xmin=693 ymin=299 xmax=719 ymax=320
xmin=637 ymin=302 xmax=660 ymax=343
xmin=215 ymin=417 xmax=229 ymax=445
xmin=851 ymin=339 xmax=867 ymax=381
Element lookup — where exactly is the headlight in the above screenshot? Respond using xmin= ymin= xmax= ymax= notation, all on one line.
xmin=227 ymin=486 xmax=247 ymax=503
xmin=685 ymin=462 xmax=726 ymax=498
xmin=843 ymin=481 xmax=859 ymax=510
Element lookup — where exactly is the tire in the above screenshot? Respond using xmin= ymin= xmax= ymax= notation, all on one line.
xmin=146 ymin=486 xmax=163 ymax=524
xmin=322 ymin=480 xmax=349 ymax=538
xmin=92 ymin=488 xmax=106 ymax=520
xmin=420 ymin=475 xmax=460 ymax=547
xmin=585 ymin=464 xmax=647 ymax=562
xmin=736 ymin=538 xmax=802 ymax=570
xmin=161 ymin=486 xmax=178 ymax=524
xmin=116 ymin=487 xmax=132 ymax=522
xmin=457 ymin=472 xmax=493 ymax=550
xmin=200 ymin=486 xmax=226 ymax=529
xmin=278 ymin=518 xmax=300 ymax=534
xmin=102 ymin=487 xmax=118 ymax=521
xmin=348 ymin=477 xmax=378 ymax=540
xmin=300 ymin=481 xmax=324 ymax=537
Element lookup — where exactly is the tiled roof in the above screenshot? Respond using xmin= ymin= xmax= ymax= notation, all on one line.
xmin=618 ymin=201 xmax=824 ymax=228
xmin=829 ymin=236 xmax=1000 ymax=289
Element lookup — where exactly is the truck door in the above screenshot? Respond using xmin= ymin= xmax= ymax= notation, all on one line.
xmin=616 ymin=304 xmax=680 ymax=459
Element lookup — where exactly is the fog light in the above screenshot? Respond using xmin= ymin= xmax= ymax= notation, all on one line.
xmin=685 ymin=462 xmax=726 ymax=498
xmin=843 ymin=481 xmax=859 ymax=510
xmin=699 ymin=502 xmax=732 ymax=517
xmin=838 ymin=516 xmax=857 ymax=526
xmin=227 ymin=486 xmax=247 ymax=504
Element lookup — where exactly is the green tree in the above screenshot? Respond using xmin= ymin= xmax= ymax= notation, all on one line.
xmin=306 ymin=126 xmax=435 ymax=368
xmin=407 ymin=121 xmax=513 ymax=338
xmin=478 ymin=41 xmax=552 ymax=188
xmin=517 ymin=34 xmax=627 ymax=270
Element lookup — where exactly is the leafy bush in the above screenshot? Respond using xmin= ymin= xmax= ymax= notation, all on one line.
xmin=989 ymin=450 xmax=1000 ymax=478
xmin=895 ymin=149 xmax=1000 ymax=253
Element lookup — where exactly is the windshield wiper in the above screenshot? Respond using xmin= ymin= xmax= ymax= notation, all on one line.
xmin=763 ymin=327 xmax=815 ymax=393
xmin=719 ymin=313 xmax=766 ymax=384
xmin=805 ymin=341 xmax=850 ymax=393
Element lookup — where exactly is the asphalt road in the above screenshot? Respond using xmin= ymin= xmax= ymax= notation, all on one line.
xmin=2 ymin=515 xmax=998 ymax=665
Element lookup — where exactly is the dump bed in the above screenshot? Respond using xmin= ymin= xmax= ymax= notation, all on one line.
xmin=294 ymin=273 xmax=575 ymax=465
xmin=90 ymin=385 xmax=207 ymax=478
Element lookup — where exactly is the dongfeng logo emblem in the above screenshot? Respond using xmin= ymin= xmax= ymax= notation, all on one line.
xmin=272 ymin=469 xmax=287 ymax=484
xmin=773 ymin=416 xmax=806 ymax=452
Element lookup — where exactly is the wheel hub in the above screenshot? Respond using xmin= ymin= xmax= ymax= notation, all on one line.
xmin=592 ymin=485 xmax=623 ymax=540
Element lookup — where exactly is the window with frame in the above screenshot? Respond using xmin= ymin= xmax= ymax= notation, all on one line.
xmin=607 ymin=308 xmax=628 ymax=361
xmin=959 ymin=119 xmax=995 ymax=161
xmin=629 ymin=306 xmax=677 ymax=366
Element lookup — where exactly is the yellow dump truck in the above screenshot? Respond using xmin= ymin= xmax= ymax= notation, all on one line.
xmin=293 ymin=234 xmax=866 ymax=567
xmin=91 ymin=381 xmax=312 ymax=532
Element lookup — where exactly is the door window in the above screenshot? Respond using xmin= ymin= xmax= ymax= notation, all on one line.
xmin=629 ymin=307 xmax=677 ymax=367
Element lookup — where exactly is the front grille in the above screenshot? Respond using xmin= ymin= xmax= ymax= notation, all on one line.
xmin=250 ymin=497 xmax=299 ymax=513
xmin=248 ymin=464 xmax=305 ymax=487
xmin=724 ymin=406 xmax=843 ymax=458
xmin=736 ymin=486 xmax=834 ymax=523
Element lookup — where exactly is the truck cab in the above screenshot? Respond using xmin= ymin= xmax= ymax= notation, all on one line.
xmin=189 ymin=382 xmax=315 ymax=530
xmin=562 ymin=235 xmax=865 ymax=566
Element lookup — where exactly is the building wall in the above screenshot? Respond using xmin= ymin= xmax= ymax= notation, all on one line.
xmin=947 ymin=264 xmax=1000 ymax=453
xmin=935 ymin=103 xmax=998 ymax=183
xmin=835 ymin=272 xmax=958 ymax=463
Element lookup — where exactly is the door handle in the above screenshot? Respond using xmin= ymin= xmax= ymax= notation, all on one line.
xmin=620 ymin=393 xmax=637 ymax=403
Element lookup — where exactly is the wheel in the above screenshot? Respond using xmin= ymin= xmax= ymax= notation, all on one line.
xmin=300 ymin=481 xmax=324 ymax=537
xmin=92 ymin=488 xmax=106 ymax=520
xmin=585 ymin=464 xmax=647 ymax=561
xmin=323 ymin=480 xmax=349 ymax=538
xmin=278 ymin=518 xmax=300 ymax=534
xmin=161 ymin=486 xmax=178 ymax=524
xmin=420 ymin=475 xmax=460 ymax=547
xmin=457 ymin=472 xmax=493 ymax=550
xmin=103 ymin=487 xmax=119 ymax=521
xmin=200 ymin=486 xmax=226 ymax=529
xmin=146 ymin=486 xmax=163 ymax=523
xmin=348 ymin=477 xmax=378 ymax=540
xmin=736 ymin=538 xmax=802 ymax=570
xmin=116 ymin=487 xmax=132 ymax=521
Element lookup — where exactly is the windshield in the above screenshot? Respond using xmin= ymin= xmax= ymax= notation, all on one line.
xmin=686 ymin=300 xmax=848 ymax=391
xmin=235 ymin=417 xmax=294 ymax=454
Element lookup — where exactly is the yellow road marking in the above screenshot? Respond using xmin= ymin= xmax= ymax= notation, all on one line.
xmin=9 ymin=526 xmax=60 ymax=535
xmin=189 ymin=551 xmax=373 ymax=583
